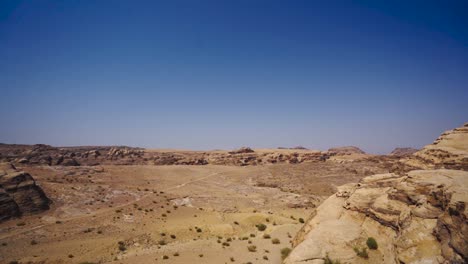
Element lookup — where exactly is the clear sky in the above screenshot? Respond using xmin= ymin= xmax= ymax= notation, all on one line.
xmin=1 ymin=0 xmax=467 ymax=154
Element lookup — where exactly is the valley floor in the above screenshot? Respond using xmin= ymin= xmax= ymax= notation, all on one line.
xmin=0 ymin=161 xmax=388 ymax=264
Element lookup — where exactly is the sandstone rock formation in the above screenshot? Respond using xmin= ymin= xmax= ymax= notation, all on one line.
xmin=0 ymin=163 xmax=50 ymax=222
xmin=406 ymin=123 xmax=468 ymax=171
xmin=389 ymin=147 xmax=419 ymax=156
xmin=328 ymin=146 xmax=366 ymax=155
xmin=228 ymin=147 xmax=255 ymax=154
xmin=286 ymin=170 xmax=468 ymax=264
xmin=286 ymin=123 xmax=468 ymax=264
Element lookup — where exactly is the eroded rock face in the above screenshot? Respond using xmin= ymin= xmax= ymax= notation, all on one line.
xmin=390 ymin=147 xmax=419 ymax=156
xmin=286 ymin=169 xmax=468 ymax=264
xmin=0 ymin=163 xmax=50 ymax=222
xmin=406 ymin=123 xmax=468 ymax=171
xmin=328 ymin=146 xmax=366 ymax=155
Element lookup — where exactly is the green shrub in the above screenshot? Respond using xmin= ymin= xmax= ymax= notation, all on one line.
xmin=280 ymin=248 xmax=291 ymax=260
xmin=324 ymin=253 xmax=341 ymax=264
xmin=366 ymin=237 xmax=378 ymax=250
xmin=247 ymin=245 xmax=257 ymax=252
xmin=354 ymin=247 xmax=369 ymax=258
xmin=256 ymin=223 xmax=267 ymax=231
xmin=118 ymin=241 xmax=126 ymax=251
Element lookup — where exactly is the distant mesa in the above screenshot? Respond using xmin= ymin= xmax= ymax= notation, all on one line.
xmin=327 ymin=146 xmax=365 ymax=155
xmin=278 ymin=146 xmax=308 ymax=150
xmin=0 ymin=163 xmax=51 ymax=222
xmin=389 ymin=147 xmax=418 ymax=156
xmin=228 ymin=147 xmax=255 ymax=154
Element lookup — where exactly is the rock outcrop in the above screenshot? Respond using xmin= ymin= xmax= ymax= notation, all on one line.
xmin=406 ymin=123 xmax=468 ymax=171
xmin=228 ymin=147 xmax=255 ymax=154
xmin=286 ymin=123 xmax=468 ymax=264
xmin=286 ymin=170 xmax=468 ymax=264
xmin=0 ymin=163 xmax=50 ymax=222
xmin=328 ymin=146 xmax=366 ymax=155
xmin=389 ymin=147 xmax=419 ymax=156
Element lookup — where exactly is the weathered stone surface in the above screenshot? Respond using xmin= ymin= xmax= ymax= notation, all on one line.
xmin=328 ymin=146 xmax=366 ymax=155
xmin=405 ymin=123 xmax=468 ymax=171
xmin=0 ymin=163 xmax=50 ymax=222
xmin=390 ymin=147 xmax=419 ymax=156
xmin=285 ymin=169 xmax=468 ymax=264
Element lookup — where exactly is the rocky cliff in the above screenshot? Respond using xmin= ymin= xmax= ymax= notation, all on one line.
xmin=286 ymin=123 xmax=468 ymax=264
xmin=406 ymin=123 xmax=468 ymax=171
xmin=0 ymin=163 xmax=50 ymax=222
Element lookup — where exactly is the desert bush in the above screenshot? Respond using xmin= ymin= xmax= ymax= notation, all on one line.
xmin=170 ymin=234 xmax=176 ymax=239
xmin=230 ymin=257 xmax=235 ymax=262
xmin=30 ymin=240 xmax=38 ymax=245
xmin=263 ymin=234 xmax=271 ymax=239
xmin=247 ymin=245 xmax=257 ymax=252
xmin=68 ymin=254 xmax=74 ymax=258
xmin=158 ymin=240 xmax=166 ymax=245
xmin=118 ymin=241 xmax=126 ymax=251
xmin=272 ymin=238 xmax=280 ymax=244
xmin=16 ymin=222 xmax=26 ymax=226
xmin=299 ymin=218 xmax=305 ymax=223
xmin=354 ymin=247 xmax=369 ymax=258
xmin=366 ymin=237 xmax=378 ymax=250
xmin=222 ymin=242 xmax=230 ymax=246
xmin=256 ymin=223 xmax=267 ymax=231
xmin=263 ymin=255 xmax=269 ymax=260
xmin=196 ymin=227 xmax=202 ymax=233
xmin=280 ymin=248 xmax=291 ymax=259
xmin=199 ymin=254 xmax=204 ymax=257
xmin=173 ymin=252 xmax=179 ymax=256
xmin=162 ymin=255 xmax=169 ymax=259
xmin=324 ymin=253 xmax=342 ymax=264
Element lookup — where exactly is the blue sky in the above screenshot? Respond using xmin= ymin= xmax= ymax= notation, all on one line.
xmin=0 ymin=0 xmax=467 ymax=153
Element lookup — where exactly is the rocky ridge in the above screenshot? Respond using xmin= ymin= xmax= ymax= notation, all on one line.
xmin=285 ymin=123 xmax=468 ymax=264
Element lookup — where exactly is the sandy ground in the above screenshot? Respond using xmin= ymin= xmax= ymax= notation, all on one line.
xmin=0 ymin=160 xmax=389 ymax=263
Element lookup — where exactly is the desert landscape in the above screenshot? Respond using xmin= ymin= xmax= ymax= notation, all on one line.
xmin=2 ymin=1 xmax=467 ymax=264
xmin=0 ymin=123 xmax=466 ymax=264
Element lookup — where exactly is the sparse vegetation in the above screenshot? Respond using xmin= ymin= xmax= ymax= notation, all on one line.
xmin=118 ymin=241 xmax=126 ymax=251
xmin=324 ymin=253 xmax=342 ymax=264
xmin=263 ymin=234 xmax=271 ymax=239
xmin=272 ymin=238 xmax=280 ymax=244
xmin=299 ymin=217 xmax=305 ymax=223
xmin=354 ymin=246 xmax=369 ymax=258
xmin=366 ymin=237 xmax=378 ymax=250
xmin=247 ymin=245 xmax=257 ymax=252
xmin=280 ymin=247 xmax=291 ymax=259
xmin=256 ymin=223 xmax=267 ymax=231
